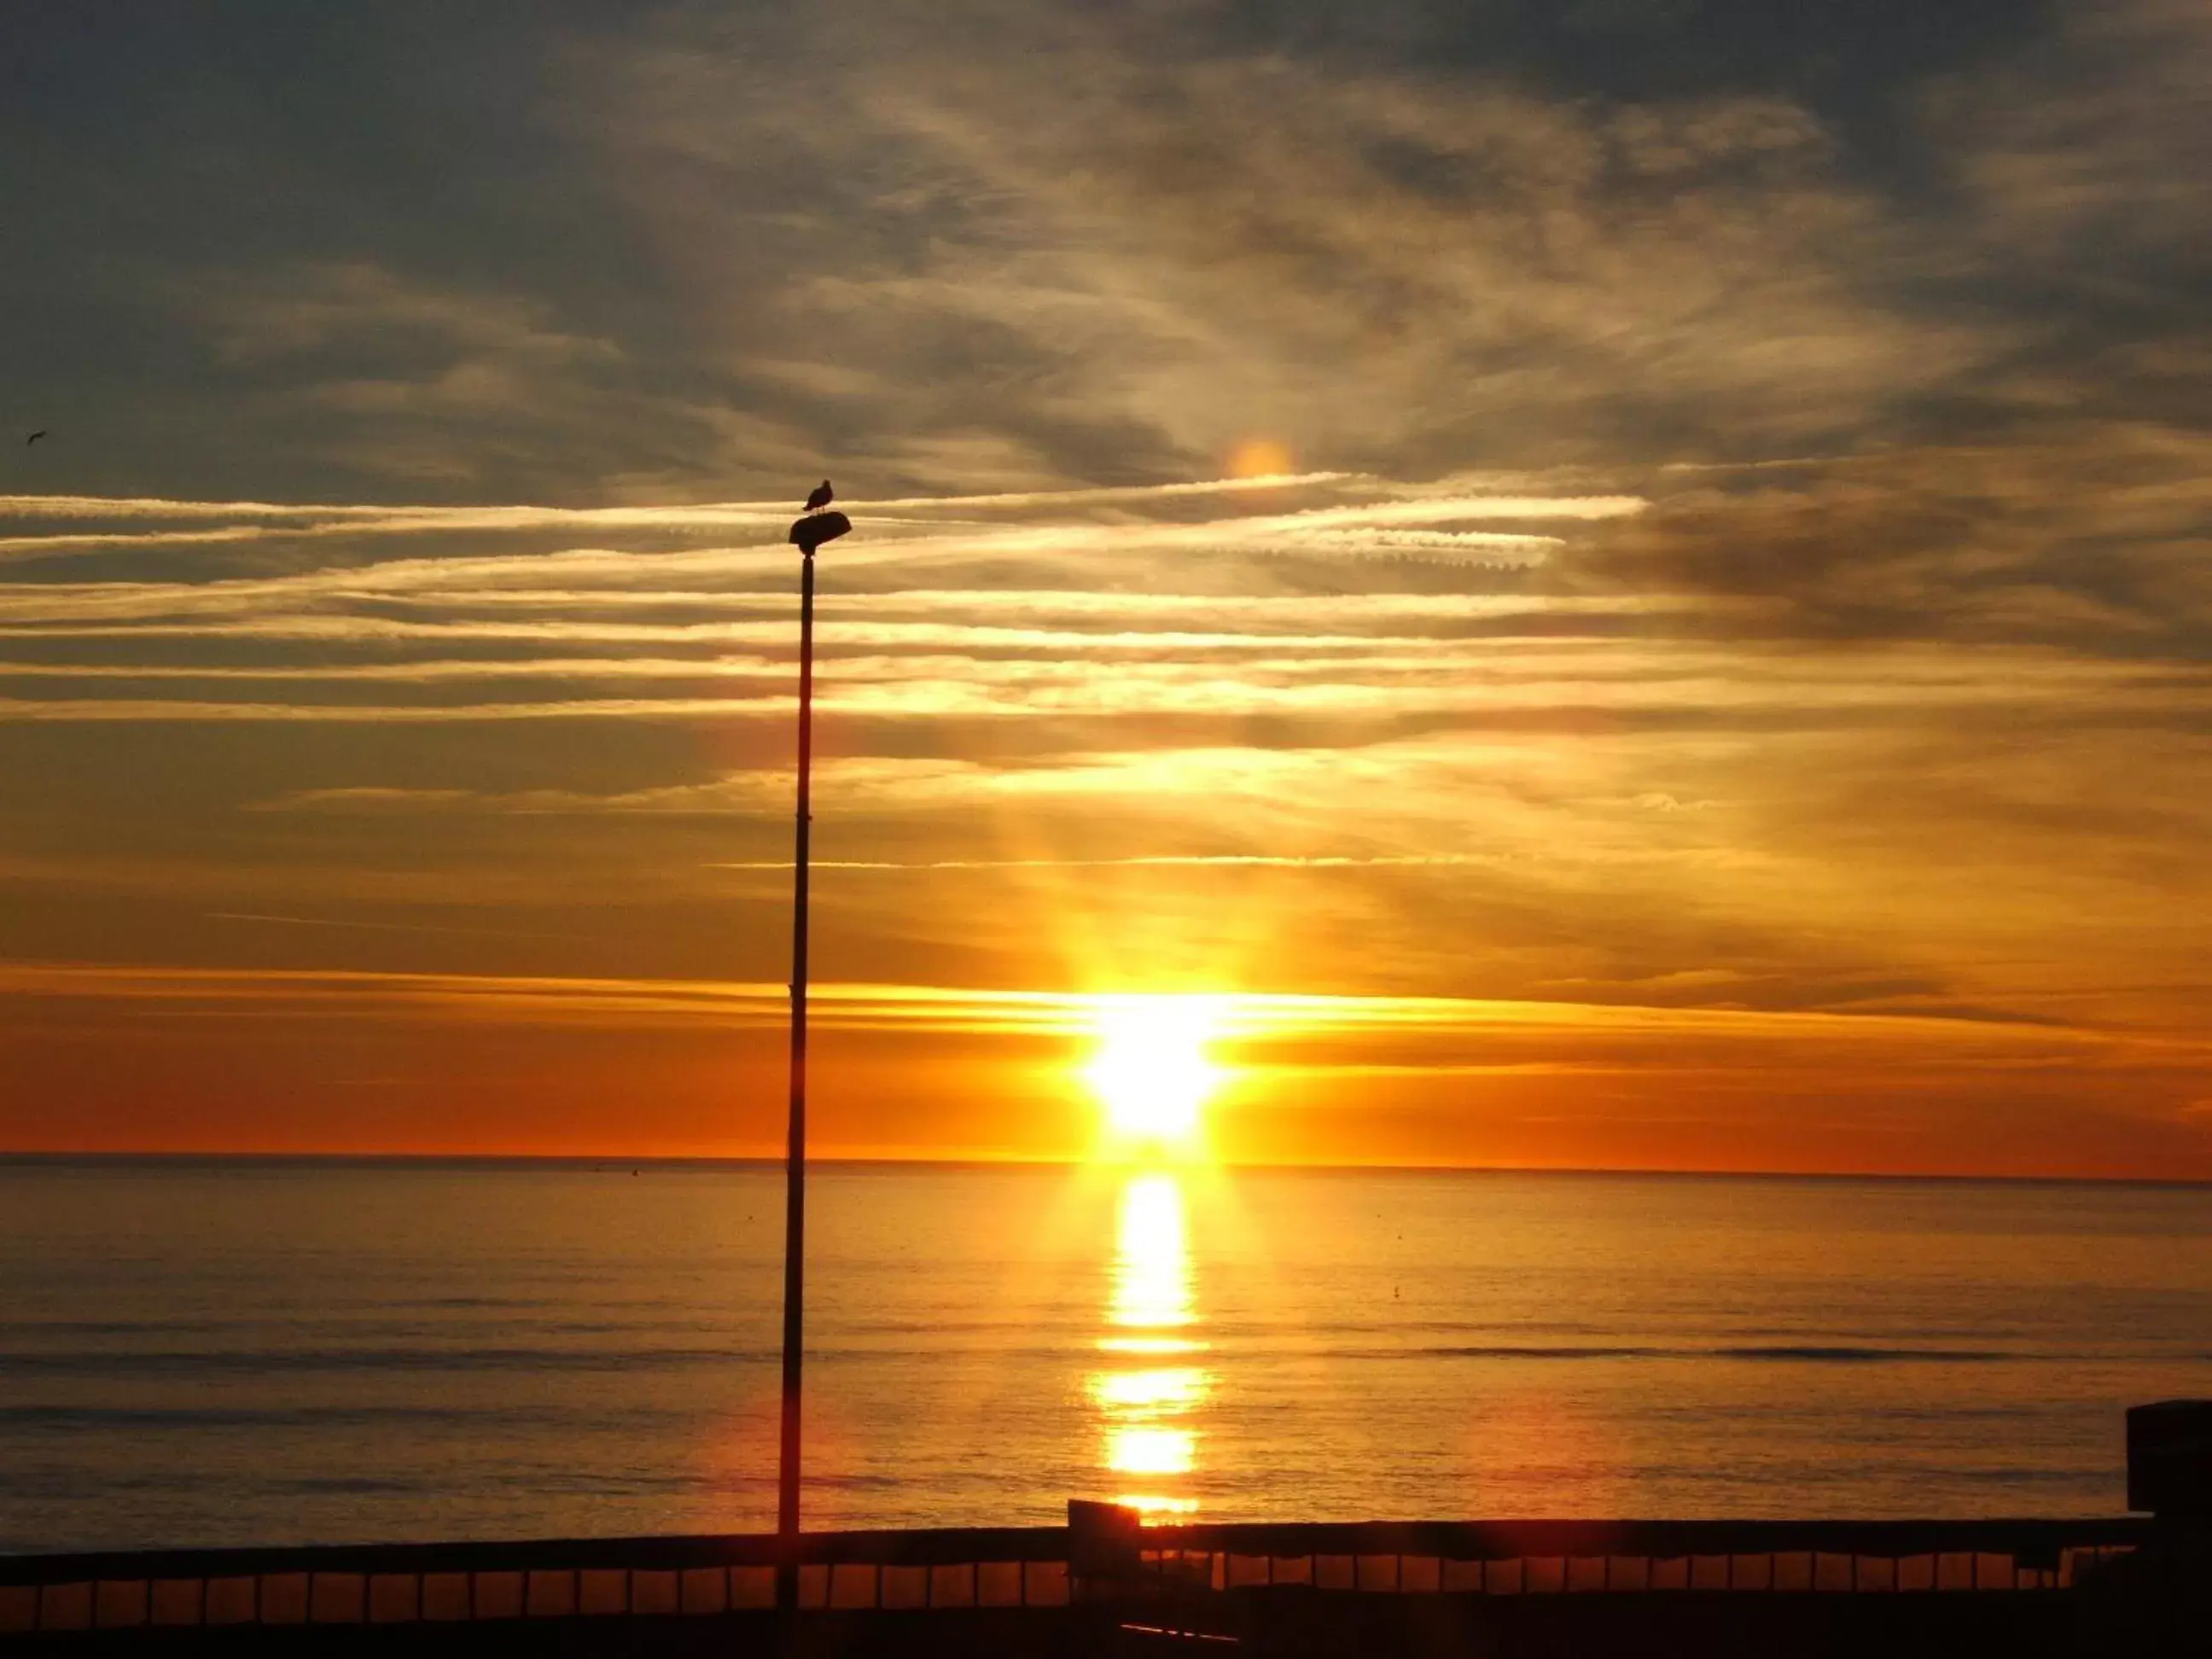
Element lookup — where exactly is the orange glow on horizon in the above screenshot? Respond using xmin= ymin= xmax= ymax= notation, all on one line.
xmin=3 ymin=963 xmax=2204 ymax=1179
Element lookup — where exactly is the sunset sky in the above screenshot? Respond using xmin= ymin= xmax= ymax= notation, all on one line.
xmin=3 ymin=0 xmax=2208 ymax=1176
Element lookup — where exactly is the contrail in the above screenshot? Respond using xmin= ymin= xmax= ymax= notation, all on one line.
xmin=204 ymin=911 xmax=572 ymax=940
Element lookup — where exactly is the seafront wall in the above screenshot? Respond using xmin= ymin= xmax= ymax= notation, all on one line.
xmin=0 ymin=1515 xmax=2172 ymax=1656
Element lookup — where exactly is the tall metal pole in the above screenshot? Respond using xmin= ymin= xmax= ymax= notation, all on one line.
xmin=777 ymin=545 xmax=816 ymax=1608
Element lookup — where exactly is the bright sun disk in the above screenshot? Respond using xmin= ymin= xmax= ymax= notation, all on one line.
xmin=1083 ymin=996 xmax=1226 ymax=1151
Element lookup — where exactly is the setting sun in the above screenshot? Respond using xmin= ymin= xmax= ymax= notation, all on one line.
xmin=1082 ymin=997 xmax=1226 ymax=1152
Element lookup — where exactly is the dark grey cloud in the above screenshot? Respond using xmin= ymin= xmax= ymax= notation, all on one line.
xmin=3 ymin=0 xmax=2201 ymax=509
xmin=1562 ymin=431 xmax=2212 ymax=659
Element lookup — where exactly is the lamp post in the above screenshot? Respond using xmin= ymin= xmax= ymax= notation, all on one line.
xmin=777 ymin=501 xmax=848 ymax=1610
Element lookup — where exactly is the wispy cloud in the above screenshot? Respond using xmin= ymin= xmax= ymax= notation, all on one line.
xmin=3 ymin=0 xmax=2209 ymax=1171
xmin=0 ymin=960 xmax=2141 ymax=1054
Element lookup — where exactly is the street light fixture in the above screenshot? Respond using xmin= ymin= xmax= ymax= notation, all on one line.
xmin=777 ymin=497 xmax=848 ymax=1608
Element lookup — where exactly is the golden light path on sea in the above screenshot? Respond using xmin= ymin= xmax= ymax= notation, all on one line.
xmin=1092 ymin=1173 xmax=1208 ymax=1516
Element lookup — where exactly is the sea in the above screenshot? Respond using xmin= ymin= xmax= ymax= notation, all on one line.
xmin=3 ymin=1158 xmax=2208 ymax=1555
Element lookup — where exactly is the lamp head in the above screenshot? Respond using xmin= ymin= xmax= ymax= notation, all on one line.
xmin=789 ymin=510 xmax=851 ymax=556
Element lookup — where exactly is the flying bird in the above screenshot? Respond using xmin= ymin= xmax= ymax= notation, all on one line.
xmin=805 ymin=480 xmax=833 ymax=512
xmin=25 ymin=431 xmax=46 ymax=446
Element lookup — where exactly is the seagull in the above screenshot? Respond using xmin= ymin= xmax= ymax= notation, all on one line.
xmin=805 ymin=480 xmax=833 ymax=512
xmin=25 ymin=431 xmax=46 ymax=446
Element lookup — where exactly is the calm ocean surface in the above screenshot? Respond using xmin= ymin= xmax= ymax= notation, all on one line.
xmin=3 ymin=1159 xmax=2209 ymax=1553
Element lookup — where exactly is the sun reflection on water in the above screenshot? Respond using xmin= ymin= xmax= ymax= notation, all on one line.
xmin=1091 ymin=1172 xmax=1209 ymax=1516
xmin=1110 ymin=1175 xmax=1194 ymax=1330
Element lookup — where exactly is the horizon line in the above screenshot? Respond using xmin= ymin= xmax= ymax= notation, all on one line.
xmin=1 ymin=1149 xmax=2203 ymax=1189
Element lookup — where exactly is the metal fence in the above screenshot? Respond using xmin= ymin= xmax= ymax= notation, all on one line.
xmin=0 ymin=1518 xmax=2151 ymax=1636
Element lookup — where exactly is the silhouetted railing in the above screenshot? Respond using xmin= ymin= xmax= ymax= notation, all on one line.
xmin=0 ymin=1517 xmax=2151 ymax=1635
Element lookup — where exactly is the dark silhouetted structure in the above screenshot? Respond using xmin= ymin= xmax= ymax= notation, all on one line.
xmin=2 ymin=1405 xmax=2202 ymax=1654
xmin=0 ymin=1509 xmax=2180 ymax=1657
xmin=774 ymin=492 xmax=851 ymax=1610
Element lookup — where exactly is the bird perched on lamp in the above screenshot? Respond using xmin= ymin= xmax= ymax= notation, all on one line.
xmin=789 ymin=480 xmax=850 ymax=556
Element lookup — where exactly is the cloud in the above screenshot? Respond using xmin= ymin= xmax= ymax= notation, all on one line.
xmin=1563 ymin=431 xmax=2212 ymax=656
xmin=0 ymin=960 xmax=2136 ymax=1057
xmin=3 ymin=1 xmax=2209 ymax=1170
xmin=584 ymin=8 xmax=1988 ymax=490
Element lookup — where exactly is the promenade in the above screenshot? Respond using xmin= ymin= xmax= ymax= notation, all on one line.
xmin=3 ymin=1511 xmax=2192 ymax=1657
